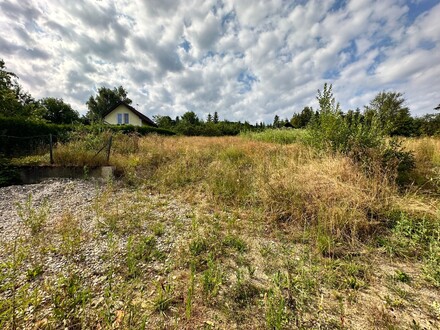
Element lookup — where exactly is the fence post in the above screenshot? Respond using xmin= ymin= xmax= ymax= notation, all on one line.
xmin=49 ymin=134 xmax=54 ymax=164
xmin=106 ymin=135 xmax=113 ymax=165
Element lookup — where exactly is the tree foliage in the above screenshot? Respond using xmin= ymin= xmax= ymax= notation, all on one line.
xmin=41 ymin=97 xmax=80 ymax=124
xmin=0 ymin=59 xmax=45 ymax=119
xmin=290 ymin=106 xmax=313 ymax=128
xmin=364 ymin=91 xmax=414 ymax=136
xmin=309 ymin=83 xmax=383 ymax=153
xmin=86 ymin=86 xmax=132 ymax=122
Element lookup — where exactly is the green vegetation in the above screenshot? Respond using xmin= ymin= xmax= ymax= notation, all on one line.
xmin=1 ymin=70 xmax=440 ymax=328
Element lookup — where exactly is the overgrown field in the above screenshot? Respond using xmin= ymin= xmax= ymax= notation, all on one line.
xmin=1 ymin=132 xmax=440 ymax=329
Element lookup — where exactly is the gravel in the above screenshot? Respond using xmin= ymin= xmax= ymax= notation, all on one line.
xmin=0 ymin=177 xmax=193 ymax=282
xmin=0 ymin=178 xmax=103 ymax=243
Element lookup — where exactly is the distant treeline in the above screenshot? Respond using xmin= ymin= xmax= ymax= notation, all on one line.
xmin=277 ymin=91 xmax=440 ymax=137
xmin=1 ymin=58 xmax=439 ymax=138
xmin=153 ymin=111 xmax=263 ymax=136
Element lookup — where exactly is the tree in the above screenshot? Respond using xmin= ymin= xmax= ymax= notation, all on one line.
xmin=0 ymin=59 xmax=45 ymax=119
xmin=273 ymin=115 xmax=280 ymax=128
xmin=0 ymin=60 xmax=24 ymax=117
xmin=41 ymin=97 xmax=79 ymax=124
xmin=207 ymin=113 xmax=212 ymax=123
xmin=181 ymin=111 xmax=199 ymax=125
xmin=317 ymin=83 xmax=340 ymax=114
xmin=213 ymin=111 xmax=219 ymax=124
xmin=365 ymin=91 xmax=413 ymax=136
xmin=435 ymin=104 xmax=440 ymax=110
xmin=86 ymin=86 xmax=132 ymax=122
xmin=153 ymin=115 xmax=175 ymax=129
xmin=291 ymin=106 xmax=314 ymax=128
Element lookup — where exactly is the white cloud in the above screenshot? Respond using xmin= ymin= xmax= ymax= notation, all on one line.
xmin=0 ymin=0 xmax=439 ymax=122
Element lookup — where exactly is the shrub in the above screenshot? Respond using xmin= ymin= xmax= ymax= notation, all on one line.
xmin=0 ymin=116 xmax=73 ymax=156
xmin=308 ymin=84 xmax=415 ymax=185
xmin=0 ymin=155 xmax=20 ymax=187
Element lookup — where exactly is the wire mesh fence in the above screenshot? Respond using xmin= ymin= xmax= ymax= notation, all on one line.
xmin=0 ymin=134 xmax=113 ymax=165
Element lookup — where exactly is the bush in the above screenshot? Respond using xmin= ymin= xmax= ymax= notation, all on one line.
xmin=0 ymin=116 xmax=73 ymax=156
xmin=307 ymin=84 xmax=415 ymax=185
xmin=0 ymin=155 xmax=20 ymax=187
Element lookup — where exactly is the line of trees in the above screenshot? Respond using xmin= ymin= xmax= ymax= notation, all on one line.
xmin=0 ymin=59 xmax=81 ymax=124
xmin=153 ymin=111 xmax=259 ymax=136
xmin=284 ymin=91 xmax=440 ymax=136
xmin=2 ymin=58 xmax=439 ymax=136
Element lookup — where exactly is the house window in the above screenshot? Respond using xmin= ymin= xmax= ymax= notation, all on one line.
xmin=124 ymin=113 xmax=129 ymax=124
xmin=117 ymin=113 xmax=123 ymax=125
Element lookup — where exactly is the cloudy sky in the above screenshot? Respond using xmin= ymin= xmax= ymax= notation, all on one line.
xmin=1 ymin=0 xmax=439 ymax=123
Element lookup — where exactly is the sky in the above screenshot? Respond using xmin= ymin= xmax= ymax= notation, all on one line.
xmin=1 ymin=0 xmax=439 ymax=124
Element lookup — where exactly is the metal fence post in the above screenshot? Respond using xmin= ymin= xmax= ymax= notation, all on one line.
xmin=49 ymin=134 xmax=54 ymax=164
xmin=106 ymin=136 xmax=113 ymax=165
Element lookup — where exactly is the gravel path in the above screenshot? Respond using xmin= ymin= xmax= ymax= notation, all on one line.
xmin=0 ymin=179 xmax=104 ymax=243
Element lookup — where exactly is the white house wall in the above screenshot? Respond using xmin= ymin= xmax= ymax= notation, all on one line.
xmin=104 ymin=105 xmax=143 ymax=126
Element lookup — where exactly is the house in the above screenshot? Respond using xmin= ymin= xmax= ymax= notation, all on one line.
xmin=283 ymin=122 xmax=294 ymax=129
xmin=103 ymin=101 xmax=157 ymax=127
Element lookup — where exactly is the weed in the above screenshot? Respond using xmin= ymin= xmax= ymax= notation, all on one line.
xmin=57 ymin=212 xmax=83 ymax=256
xmin=393 ymin=270 xmax=411 ymax=283
xmin=26 ymin=263 xmax=44 ymax=280
xmin=222 ymin=234 xmax=248 ymax=253
xmin=16 ymin=194 xmax=49 ymax=235
xmin=189 ymin=237 xmax=208 ymax=256
xmin=152 ymin=222 xmax=165 ymax=237
xmin=229 ymin=269 xmax=260 ymax=308
xmin=185 ymin=264 xmax=195 ymax=320
xmin=265 ymin=289 xmax=287 ymax=330
xmin=423 ymin=243 xmax=440 ymax=287
xmin=51 ymin=272 xmax=90 ymax=328
xmin=126 ymin=235 xmax=157 ymax=278
xmin=152 ymin=282 xmax=175 ymax=314
xmin=202 ymin=256 xmax=223 ymax=299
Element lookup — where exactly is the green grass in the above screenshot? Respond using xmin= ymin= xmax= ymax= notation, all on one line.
xmin=241 ymin=128 xmax=309 ymax=144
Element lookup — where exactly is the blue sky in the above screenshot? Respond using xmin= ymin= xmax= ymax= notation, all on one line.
xmin=0 ymin=0 xmax=439 ymax=123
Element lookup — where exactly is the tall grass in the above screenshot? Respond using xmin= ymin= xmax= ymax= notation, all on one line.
xmin=48 ymin=133 xmax=439 ymax=254
xmin=241 ymin=129 xmax=309 ymax=144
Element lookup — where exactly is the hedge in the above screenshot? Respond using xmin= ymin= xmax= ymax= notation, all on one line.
xmin=0 ymin=117 xmax=175 ymax=156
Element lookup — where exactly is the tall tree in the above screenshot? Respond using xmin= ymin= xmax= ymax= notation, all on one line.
xmin=273 ymin=115 xmax=280 ymax=128
xmin=213 ymin=111 xmax=219 ymax=124
xmin=0 ymin=59 xmax=45 ymax=119
xmin=41 ymin=97 xmax=79 ymax=124
xmin=86 ymin=86 xmax=132 ymax=122
xmin=153 ymin=115 xmax=174 ymax=129
xmin=317 ymin=83 xmax=340 ymax=114
xmin=291 ymin=106 xmax=314 ymax=128
xmin=181 ymin=111 xmax=199 ymax=125
xmin=365 ymin=91 xmax=413 ymax=136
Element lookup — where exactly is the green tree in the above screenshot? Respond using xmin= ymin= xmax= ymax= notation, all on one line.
xmin=365 ymin=91 xmax=413 ymax=136
xmin=153 ymin=115 xmax=175 ymax=129
xmin=41 ymin=97 xmax=79 ymax=124
xmin=0 ymin=59 xmax=46 ymax=120
xmin=317 ymin=83 xmax=341 ymax=114
xmin=291 ymin=106 xmax=314 ymax=128
xmin=273 ymin=115 xmax=280 ymax=128
xmin=181 ymin=111 xmax=199 ymax=125
xmin=207 ymin=113 xmax=212 ymax=123
xmin=309 ymin=83 xmax=383 ymax=153
xmin=0 ymin=60 xmax=25 ymax=117
xmin=86 ymin=86 xmax=132 ymax=122
xmin=213 ymin=111 xmax=219 ymax=124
